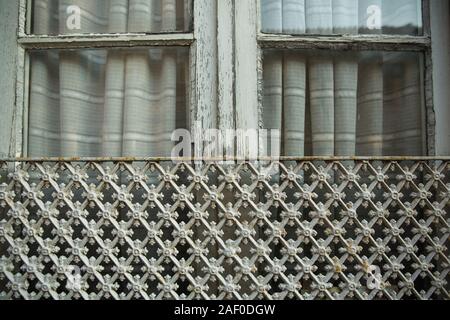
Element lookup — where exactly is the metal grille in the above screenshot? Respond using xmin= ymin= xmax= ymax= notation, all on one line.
xmin=0 ymin=159 xmax=448 ymax=300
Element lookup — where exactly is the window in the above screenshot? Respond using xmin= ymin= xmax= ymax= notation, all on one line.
xmin=261 ymin=0 xmax=423 ymax=35
xmin=12 ymin=0 xmax=435 ymax=158
xmin=16 ymin=0 xmax=218 ymax=158
xmin=262 ymin=50 xmax=424 ymax=156
xmin=259 ymin=0 xmax=430 ymax=156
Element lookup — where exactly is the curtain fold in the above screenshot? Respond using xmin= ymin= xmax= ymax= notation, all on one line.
xmin=309 ymin=56 xmax=335 ymax=156
xmin=333 ymin=1 xmax=358 ymax=156
xmin=29 ymin=52 xmax=61 ymax=157
xmin=32 ymin=0 xmax=191 ymax=34
xmin=57 ymin=2 xmax=106 ymax=157
xmin=262 ymin=0 xmax=361 ymax=156
xmin=356 ymin=0 xmax=383 ymax=155
xmin=102 ymin=50 xmax=126 ymax=156
xmin=29 ymin=0 xmax=187 ymax=158
xmin=263 ymin=0 xmax=422 ymax=36
xmin=102 ymin=0 xmax=127 ymax=157
xmin=123 ymin=0 xmax=156 ymax=157
xmin=334 ymin=56 xmax=358 ymax=156
xmin=401 ymin=56 xmax=423 ymax=155
xmin=333 ymin=0 xmax=358 ymax=34
xmin=29 ymin=1 xmax=60 ymax=157
xmin=356 ymin=54 xmax=384 ymax=156
xmin=281 ymin=1 xmax=306 ymax=156
xmin=383 ymin=53 xmax=423 ymax=156
xmin=382 ymin=2 xmax=423 ymax=155
xmin=305 ymin=0 xmax=332 ymax=34
xmin=262 ymin=53 xmax=283 ymax=157
xmin=283 ymin=0 xmax=305 ymax=34
xmin=283 ymin=53 xmax=306 ymax=157
xmin=59 ymin=51 xmax=105 ymax=156
xmin=261 ymin=0 xmax=282 ymax=33
xmin=59 ymin=0 xmax=109 ymax=34
xmin=263 ymin=50 xmax=424 ymax=157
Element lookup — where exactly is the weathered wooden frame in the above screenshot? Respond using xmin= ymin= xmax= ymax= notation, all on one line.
xmin=252 ymin=0 xmax=435 ymax=156
xmin=13 ymin=0 xmax=218 ymax=158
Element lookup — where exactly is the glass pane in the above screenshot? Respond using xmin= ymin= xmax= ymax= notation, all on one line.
xmin=28 ymin=47 xmax=190 ymax=157
xmin=262 ymin=50 xmax=425 ymax=156
xmin=31 ymin=0 xmax=192 ymax=34
xmin=261 ymin=0 xmax=422 ymax=35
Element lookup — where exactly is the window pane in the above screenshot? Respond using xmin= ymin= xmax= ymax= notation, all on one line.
xmin=28 ymin=47 xmax=190 ymax=157
xmin=31 ymin=0 xmax=192 ymax=34
xmin=262 ymin=50 xmax=425 ymax=156
xmin=261 ymin=0 xmax=422 ymax=35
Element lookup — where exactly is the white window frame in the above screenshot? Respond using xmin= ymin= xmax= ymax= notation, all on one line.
xmin=13 ymin=0 xmax=219 ymax=158
xmin=234 ymin=0 xmax=435 ymax=156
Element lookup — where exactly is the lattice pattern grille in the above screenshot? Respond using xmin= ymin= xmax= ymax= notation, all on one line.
xmin=0 ymin=159 xmax=448 ymax=300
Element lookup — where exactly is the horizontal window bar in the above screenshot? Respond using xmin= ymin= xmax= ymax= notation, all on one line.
xmin=18 ymin=33 xmax=194 ymax=49
xmin=258 ymin=34 xmax=431 ymax=51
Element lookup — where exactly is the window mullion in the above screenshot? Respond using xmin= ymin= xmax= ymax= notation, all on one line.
xmin=235 ymin=0 xmax=260 ymax=158
xmin=217 ymin=0 xmax=235 ymax=158
xmin=191 ymin=0 xmax=218 ymax=159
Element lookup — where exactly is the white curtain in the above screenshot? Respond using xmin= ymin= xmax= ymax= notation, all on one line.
xmin=261 ymin=0 xmax=423 ymax=156
xmin=263 ymin=0 xmax=421 ymax=35
xmin=29 ymin=0 xmax=189 ymax=157
xmin=32 ymin=0 xmax=191 ymax=34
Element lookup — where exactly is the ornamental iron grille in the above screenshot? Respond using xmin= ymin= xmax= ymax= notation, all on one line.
xmin=0 ymin=158 xmax=448 ymax=300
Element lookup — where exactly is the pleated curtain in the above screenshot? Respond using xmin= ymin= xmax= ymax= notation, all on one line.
xmin=29 ymin=0 xmax=188 ymax=157
xmin=261 ymin=0 xmax=423 ymax=156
